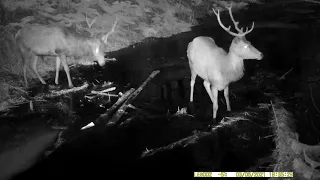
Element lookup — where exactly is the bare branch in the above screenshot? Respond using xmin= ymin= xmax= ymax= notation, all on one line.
xmin=102 ymin=15 xmax=119 ymax=44
xmin=85 ymin=13 xmax=97 ymax=29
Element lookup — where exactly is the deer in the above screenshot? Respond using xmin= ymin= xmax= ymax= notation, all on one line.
xmin=15 ymin=14 xmax=118 ymax=88
xmin=187 ymin=5 xmax=263 ymax=121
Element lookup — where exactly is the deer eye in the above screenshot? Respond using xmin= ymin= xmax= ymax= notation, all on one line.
xmin=244 ymin=44 xmax=249 ymax=49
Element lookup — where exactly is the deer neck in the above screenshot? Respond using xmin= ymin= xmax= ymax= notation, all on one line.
xmin=224 ymin=50 xmax=245 ymax=81
xmin=227 ymin=49 xmax=244 ymax=70
xmin=68 ymin=37 xmax=95 ymax=57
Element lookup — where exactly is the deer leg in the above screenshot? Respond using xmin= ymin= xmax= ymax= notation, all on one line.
xmin=224 ymin=86 xmax=231 ymax=111
xmin=190 ymin=68 xmax=197 ymax=102
xmin=20 ymin=48 xmax=30 ymax=87
xmin=31 ymin=55 xmax=46 ymax=85
xmin=203 ymin=81 xmax=218 ymax=119
xmin=23 ymin=63 xmax=28 ymax=87
xmin=55 ymin=56 xmax=61 ymax=85
xmin=203 ymin=81 xmax=214 ymax=102
xmin=203 ymin=81 xmax=217 ymax=119
xmin=211 ymin=86 xmax=218 ymax=119
xmin=59 ymin=54 xmax=74 ymax=88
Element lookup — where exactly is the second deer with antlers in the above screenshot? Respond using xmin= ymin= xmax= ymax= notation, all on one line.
xmin=187 ymin=5 xmax=263 ymax=120
xmin=15 ymin=14 xmax=118 ymax=88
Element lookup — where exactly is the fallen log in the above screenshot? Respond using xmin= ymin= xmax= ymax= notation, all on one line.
xmin=140 ymin=131 xmax=211 ymax=159
xmin=44 ymin=82 xmax=89 ymax=98
xmin=140 ymin=112 xmax=252 ymax=159
xmin=94 ymin=88 xmax=135 ymax=125
xmin=270 ymin=98 xmax=320 ymax=180
xmin=106 ymin=70 xmax=160 ymax=126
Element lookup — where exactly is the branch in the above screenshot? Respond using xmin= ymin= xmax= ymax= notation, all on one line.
xmin=43 ymin=82 xmax=89 ymax=98
xmin=278 ymin=68 xmax=293 ymax=80
xmin=309 ymin=85 xmax=320 ymax=115
xmin=106 ymin=70 xmax=160 ymax=126
xmin=141 ymin=131 xmax=211 ymax=158
xmin=94 ymin=88 xmax=135 ymax=125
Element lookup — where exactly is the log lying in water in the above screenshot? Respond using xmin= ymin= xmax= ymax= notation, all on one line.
xmin=94 ymin=88 xmax=135 ymax=125
xmin=140 ymin=131 xmax=211 ymax=159
xmin=107 ymin=70 xmax=160 ymax=126
xmin=95 ymin=70 xmax=160 ymax=127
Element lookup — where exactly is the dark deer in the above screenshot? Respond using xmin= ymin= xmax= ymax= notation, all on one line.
xmin=187 ymin=5 xmax=263 ymax=120
xmin=15 ymin=15 xmax=118 ymax=88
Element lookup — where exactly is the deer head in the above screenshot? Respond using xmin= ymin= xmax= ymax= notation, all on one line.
xmin=85 ymin=14 xmax=119 ymax=66
xmin=213 ymin=5 xmax=263 ymax=60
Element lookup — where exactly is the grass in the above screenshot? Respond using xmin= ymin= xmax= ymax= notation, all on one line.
xmin=0 ymin=73 xmax=28 ymax=112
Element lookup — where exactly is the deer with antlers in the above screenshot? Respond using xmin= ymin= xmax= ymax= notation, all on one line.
xmin=15 ymin=14 xmax=118 ymax=88
xmin=187 ymin=5 xmax=263 ymax=121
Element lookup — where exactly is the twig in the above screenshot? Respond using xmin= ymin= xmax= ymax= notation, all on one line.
xmin=308 ymin=112 xmax=320 ymax=134
xmin=107 ymin=70 xmax=160 ymax=126
xmin=120 ymin=114 xmax=140 ymax=127
xmin=278 ymin=68 xmax=293 ymax=80
xmin=168 ymin=107 xmax=195 ymax=121
xmin=309 ymin=85 xmax=320 ymax=115
xmin=91 ymin=87 xmax=116 ymax=94
xmin=94 ymin=88 xmax=135 ymax=125
xmin=126 ymin=104 xmax=151 ymax=116
xmin=270 ymin=100 xmax=279 ymax=130
xmin=90 ymin=91 xmax=118 ymax=97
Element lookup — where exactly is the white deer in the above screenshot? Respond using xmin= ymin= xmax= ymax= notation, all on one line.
xmin=187 ymin=5 xmax=263 ymax=120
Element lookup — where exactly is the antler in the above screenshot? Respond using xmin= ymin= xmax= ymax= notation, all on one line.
xmin=101 ymin=15 xmax=119 ymax=44
xmin=227 ymin=5 xmax=243 ymax=33
xmin=86 ymin=13 xmax=97 ymax=29
xmin=212 ymin=5 xmax=254 ymax=37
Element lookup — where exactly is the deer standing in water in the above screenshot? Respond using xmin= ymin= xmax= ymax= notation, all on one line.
xmin=15 ymin=15 xmax=118 ymax=88
xmin=187 ymin=5 xmax=263 ymax=120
